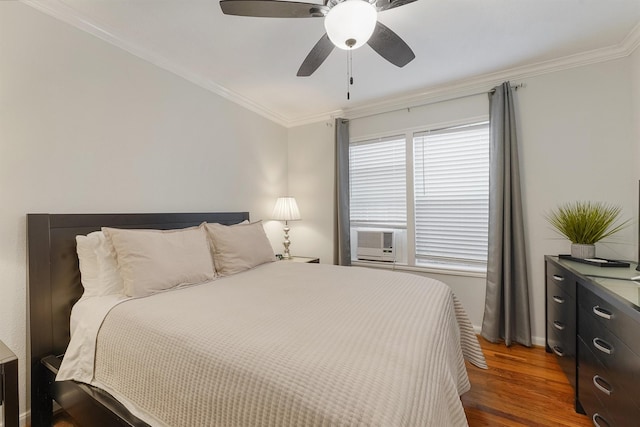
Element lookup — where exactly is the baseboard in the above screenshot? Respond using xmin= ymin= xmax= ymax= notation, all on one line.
xmin=472 ymin=324 xmax=545 ymax=348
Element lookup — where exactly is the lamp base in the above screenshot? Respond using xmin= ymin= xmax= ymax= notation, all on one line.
xmin=282 ymin=225 xmax=292 ymax=259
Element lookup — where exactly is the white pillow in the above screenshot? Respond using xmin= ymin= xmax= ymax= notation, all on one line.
xmin=94 ymin=232 xmax=126 ymax=295
xmin=76 ymin=232 xmax=101 ymax=297
xmin=76 ymin=231 xmax=124 ymax=297
xmin=103 ymin=226 xmax=215 ymax=298
xmin=204 ymin=221 xmax=275 ymax=277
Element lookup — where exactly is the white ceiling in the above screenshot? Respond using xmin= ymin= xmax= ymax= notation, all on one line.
xmin=24 ymin=0 xmax=640 ymax=127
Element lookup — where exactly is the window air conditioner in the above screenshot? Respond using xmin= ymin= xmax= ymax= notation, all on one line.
xmin=356 ymin=230 xmax=395 ymax=262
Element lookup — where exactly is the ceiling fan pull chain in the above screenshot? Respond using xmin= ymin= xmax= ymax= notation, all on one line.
xmin=346 ymin=50 xmax=350 ymax=100
xmin=346 ymin=49 xmax=354 ymax=100
xmin=349 ymin=48 xmax=353 ymax=85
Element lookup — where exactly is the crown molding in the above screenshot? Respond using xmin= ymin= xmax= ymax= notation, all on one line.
xmin=290 ymin=22 xmax=640 ymax=125
xmin=622 ymin=21 xmax=640 ymax=54
xmin=21 ymin=0 xmax=640 ymax=128
xmin=21 ymin=0 xmax=291 ymax=127
xmin=340 ymin=33 xmax=639 ymax=121
xmin=285 ymin=109 xmax=346 ymax=128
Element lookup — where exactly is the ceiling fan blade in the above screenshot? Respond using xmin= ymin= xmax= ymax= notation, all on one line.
xmin=220 ymin=0 xmax=328 ymax=18
xmin=377 ymin=0 xmax=418 ymax=12
xmin=297 ymin=33 xmax=335 ymax=77
xmin=367 ymin=21 xmax=415 ymax=67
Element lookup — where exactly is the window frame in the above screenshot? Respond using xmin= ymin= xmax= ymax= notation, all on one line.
xmin=349 ymin=134 xmax=408 ymax=228
xmin=349 ymin=116 xmax=489 ymax=277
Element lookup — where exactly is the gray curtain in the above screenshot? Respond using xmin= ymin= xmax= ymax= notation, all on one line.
xmin=335 ymin=118 xmax=351 ymax=266
xmin=481 ymin=82 xmax=531 ymax=347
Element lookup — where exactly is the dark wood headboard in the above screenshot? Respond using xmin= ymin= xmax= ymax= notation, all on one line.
xmin=26 ymin=212 xmax=249 ymax=426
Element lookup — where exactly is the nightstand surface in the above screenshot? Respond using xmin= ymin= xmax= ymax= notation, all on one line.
xmin=0 ymin=339 xmax=19 ymax=427
xmin=0 ymin=340 xmax=17 ymax=364
xmin=282 ymin=256 xmax=320 ymax=263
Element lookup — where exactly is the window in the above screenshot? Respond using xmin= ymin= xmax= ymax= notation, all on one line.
xmin=413 ymin=123 xmax=489 ymax=269
xmin=349 ymin=121 xmax=490 ymax=272
xmin=349 ymin=136 xmax=406 ymax=227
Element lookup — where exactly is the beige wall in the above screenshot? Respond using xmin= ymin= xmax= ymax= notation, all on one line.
xmin=631 ymin=46 xmax=640 ymax=270
xmin=0 ymin=3 xmax=288 ymax=420
xmin=288 ymin=55 xmax=639 ymax=346
xmin=286 ymin=121 xmax=336 ymax=265
xmin=632 ymin=47 xmax=640 ymax=185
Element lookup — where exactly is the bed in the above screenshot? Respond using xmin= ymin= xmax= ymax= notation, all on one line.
xmin=27 ymin=212 xmax=486 ymax=427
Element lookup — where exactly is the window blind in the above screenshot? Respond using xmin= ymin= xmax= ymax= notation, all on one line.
xmin=349 ymin=136 xmax=406 ymax=227
xmin=413 ymin=122 xmax=489 ymax=268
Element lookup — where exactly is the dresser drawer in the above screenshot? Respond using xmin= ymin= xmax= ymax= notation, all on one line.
xmin=548 ymin=322 xmax=576 ymax=389
xmin=578 ymin=306 xmax=640 ymax=408
xmin=578 ymin=337 xmax=640 ymax=427
xmin=578 ymin=368 xmax=615 ymax=427
xmin=546 ymin=315 xmax=574 ymax=352
xmin=547 ymin=281 xmax=575 ymax=335
xmin=578 ymin=281 xmax=640 ymax=356
xmin=547 ymin=261 xmax=576 ymax=299
xmin=547 ymin=321 xmax=575 ymax=358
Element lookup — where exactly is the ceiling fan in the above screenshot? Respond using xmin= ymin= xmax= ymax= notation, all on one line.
xmin=219 ymin=0 xmax=417 ymax=77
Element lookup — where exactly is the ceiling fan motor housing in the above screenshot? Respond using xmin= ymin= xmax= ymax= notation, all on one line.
xmin=324 ymin=0 xmax=378 ymax=50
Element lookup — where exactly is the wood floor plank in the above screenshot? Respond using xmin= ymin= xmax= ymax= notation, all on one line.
xmin=463 ymin=337 xmax=591 ymax=427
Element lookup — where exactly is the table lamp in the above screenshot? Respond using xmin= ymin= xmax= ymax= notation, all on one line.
xmin=272 ymin=197 xmax=301 ymax=260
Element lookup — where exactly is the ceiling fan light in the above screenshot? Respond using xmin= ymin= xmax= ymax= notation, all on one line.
xmin=324 ymin=0 xmax=377 ymax=50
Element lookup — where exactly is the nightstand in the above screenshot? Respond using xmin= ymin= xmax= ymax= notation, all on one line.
xmin=0 ymin=339 xmax=18 ymax=427
xmin=282 ymin=256 xmax=319 ymax=264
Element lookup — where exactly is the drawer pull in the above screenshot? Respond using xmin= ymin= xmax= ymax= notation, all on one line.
xmin=552 ymin=274 xmax=565 ymax=282
xmin=592 ymin=375 xmax=612 ymax=396
xmin=552 ymin=345 xmax=565 ymax=357
xmin=593 ymin=338 xmax=613 ymax=355
xmin=553 ymin=321 xmax=565 ymax=331
xmin=552 ymin=296 xmax=565 ymax=304
xmin=592 ymin=413 xmax=611 ymax=427
xmin=592 ymin=305 xmax=613 ymax=320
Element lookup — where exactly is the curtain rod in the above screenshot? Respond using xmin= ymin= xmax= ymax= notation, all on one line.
xmin=489 ymin=83 xmax=525 ymax=94
xmin=346 ymin=83 xmax=525 ymax=121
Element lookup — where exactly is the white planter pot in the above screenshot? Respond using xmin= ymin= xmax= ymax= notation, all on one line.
xmin=571 ymin=243 xmax=595 ymax=259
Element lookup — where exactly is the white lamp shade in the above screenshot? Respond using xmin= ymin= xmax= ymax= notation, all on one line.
xmin=272 ymin=197 xmax=301 ymax=221
xmin=324 ymin=0 xmax=377 ymax=50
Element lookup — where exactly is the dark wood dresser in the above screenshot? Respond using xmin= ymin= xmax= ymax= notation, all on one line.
xmin=545 ymin=255 xmax=640 ymax=426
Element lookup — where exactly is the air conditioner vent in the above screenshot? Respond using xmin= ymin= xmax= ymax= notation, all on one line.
xmin=356 ymin=230 xmax=395 ymax=262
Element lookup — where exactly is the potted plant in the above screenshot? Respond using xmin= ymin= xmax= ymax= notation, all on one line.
xmin=546 ymin=201 xmax=630 ymax=259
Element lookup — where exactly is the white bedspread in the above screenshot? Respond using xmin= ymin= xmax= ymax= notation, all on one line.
xmin=59 ymin=262 xmax=486 ymax=427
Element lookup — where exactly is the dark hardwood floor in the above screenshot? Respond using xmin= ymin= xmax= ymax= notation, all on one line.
xmin=463 ymin=338 xmax=590 ymax=426
xmin=52 ymin=337 xmax=590 ymax=427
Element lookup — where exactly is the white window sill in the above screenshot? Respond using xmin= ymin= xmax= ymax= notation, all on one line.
xmin=351 ymin=260 xmax=487 ymax=279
